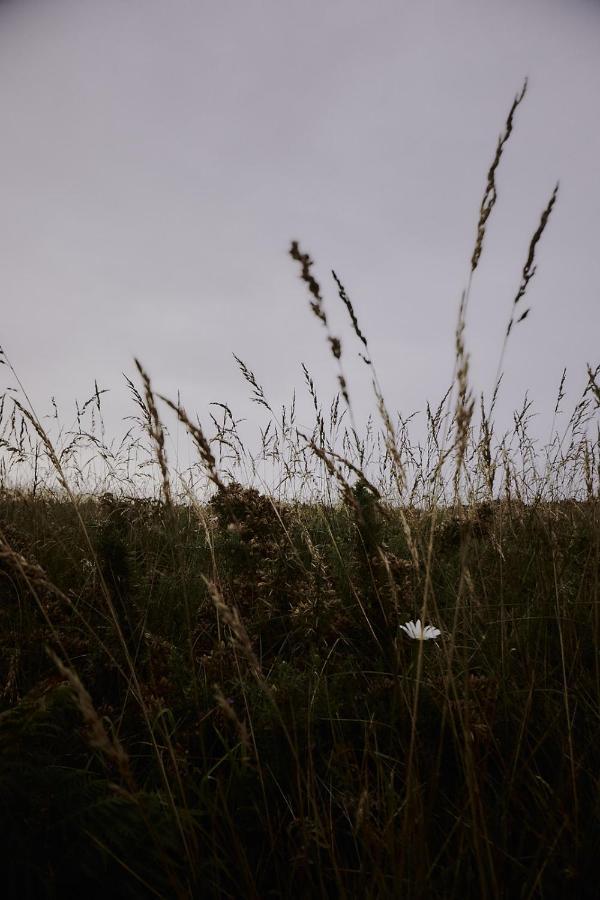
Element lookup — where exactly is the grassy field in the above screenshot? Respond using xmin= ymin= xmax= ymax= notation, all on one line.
xmin=0 ymin=85 xmax=599 ymax=898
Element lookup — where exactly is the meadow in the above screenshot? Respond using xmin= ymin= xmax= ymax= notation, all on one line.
xmin=0 ymin=85 xmax=598 ymax=898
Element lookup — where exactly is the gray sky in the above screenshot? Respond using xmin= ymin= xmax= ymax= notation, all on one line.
xmin=0 ymin=0 xmax=599 ymax=461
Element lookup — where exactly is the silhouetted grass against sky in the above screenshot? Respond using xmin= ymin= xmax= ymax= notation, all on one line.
xmin=1 ymin=11 xmax=599 ymax=894
xmin=0 ymin=0 xmax=599 ymax=456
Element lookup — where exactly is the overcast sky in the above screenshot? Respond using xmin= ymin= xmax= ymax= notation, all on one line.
xmin=0 ymin=0 xmax=599 ymax=460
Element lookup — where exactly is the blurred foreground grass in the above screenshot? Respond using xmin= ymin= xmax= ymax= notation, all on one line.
xmin=0 ymin=486 xmax=598 ymax=898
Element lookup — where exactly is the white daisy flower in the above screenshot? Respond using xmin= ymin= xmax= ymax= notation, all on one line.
xmin=400 ymin=619 xmax=441 ymax=641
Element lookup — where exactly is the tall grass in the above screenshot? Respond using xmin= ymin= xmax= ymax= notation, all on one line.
xmin=0 ymin=86 xmax=598 ymax=899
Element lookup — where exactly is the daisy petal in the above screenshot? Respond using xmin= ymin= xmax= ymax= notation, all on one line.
xmin=401 ymin=619 xmax=441 ymax=641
